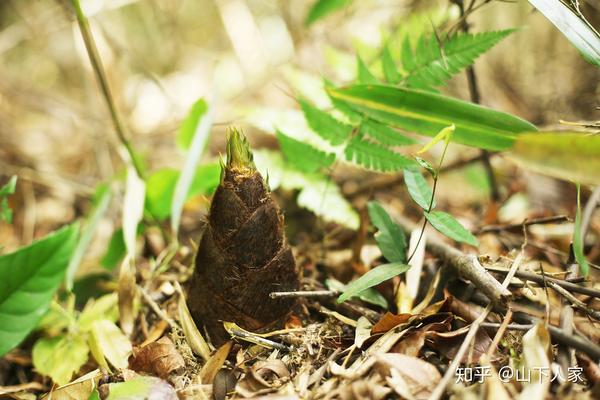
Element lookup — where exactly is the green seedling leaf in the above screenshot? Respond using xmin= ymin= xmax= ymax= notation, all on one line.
xmin=507 ymin=132 xmax=600 ymax=185
xmin=367 ymin=201 xmax=407 ymax=263
xmin=0 ymin=176 xmax=17 ymax=196
xmin=417 ymin=124 xmax=454 ymax=154
xmin=414 ymin=156 xmax=436 ymax=177
xmin=356 ymin=55 xmax=378 ymax=84
xmin=298 ymin=98 xmax=353 ymax=145
xmin=337 ymin=263 xmax=410 ymax=304
xmin=326 ymin=278 xmax=388 ymax=309
xmin=66 ymin=189 xmax=112 ymax=290
xmin=403 ymin=169 xmax=435 ymax=210
xmin=529 ymin=0 xmax=600 ymax=67
xmin=78 ymin=293 xmax=119 ymax=331
xmin=107 ymin=376 xmax=177 ymax=400
xmin=32 ymin=334 xmax=89 ymax=385
xmin=177 ymin=98 xmax=208 ymax=150
xmin=171 ymin=98 xmax=213 ymax=235
xmin=145 ymin=164 xmax=220 ymax=220
xmin=305 ymin=0 xmax=352 ymax=26
xmin=276 ymin=130 xmax=335 ymax=173
xmin=381 ymin=44 xmax=401 ymax=84
xmin=327 ymin=85 xmax=537 ymax=151
xmin=0 ymin=175 xmax=17 ymax=223
xmin=0 ymin=224 xmax=79 ymax=356
xmin=574 ymin=184 xmax=589 ymax=277
xmin=424 ymin=210 xmax=478 ymax=246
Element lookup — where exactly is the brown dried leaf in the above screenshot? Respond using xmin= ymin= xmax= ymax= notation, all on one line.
xmin=213 ymin=369 xmax=237 ymax=400
xmin=199 ymin=341 xmax=233 ymax=384
xmin=337 ymin=378 xmax=391 ymax=400
xmin=520 ymin=323 xmax=551 ymax=398
xmin=426 ymin=325 xmax=493 ymax=363
xmin=128 ymin=336 xmax=185 ymax=379
xmin=375 ymin=353 xmax=441 ymax=400
xmin=371 ymin=312 xmax=411 ymax=335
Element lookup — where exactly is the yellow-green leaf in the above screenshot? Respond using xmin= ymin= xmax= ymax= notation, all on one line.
xmin=507 ymin=132 xmax=600 ymax=185
xmin=327 ymin=85 xmax=537 ymax=151
xmin=33 ymin=334 xmax=89 ymax=385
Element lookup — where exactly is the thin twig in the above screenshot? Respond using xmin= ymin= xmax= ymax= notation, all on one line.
xmin=486 ymin=308 xmax=513 ymax=359
xmin=485 ymin=265 xmax=600 ymax=298
xmin=69 ymin=0 xmax=144 ymax=178
xmin=547 ymin=280 xmax=600 ymax=321
xmin=269 ymin=290 xmax=340 ymax=299
xmin=139 ymin=286 xmax=178 ymax=329
xmin=477 ymin=215 xmax=571 ymax=234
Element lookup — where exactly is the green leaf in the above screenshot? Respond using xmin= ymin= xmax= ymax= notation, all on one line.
xmin=359 ymin=119 xmax=417 ymax=146
xmin=145 ymin=164 xmax=220 ymax=220
xmin=345 ymin=136 xmax=415 ymax=172
xmin=356 ymin=55 xmax=378 ymax=84
xmin=0 ymin=224 xmax=79 ymax=356
xmin=0 ymin=176 xmax=17 ymax=223
xmin=424 ymin=210 xmax=478 ymax=246
xmin=66 ymin=189 xmax=112 ymax=290
xmin=176 ymin=99 xmax=208 ymax=150
xmin=32 ymin=334 xmax=89 ymax=385
xmin=326 ymin=278 xmax=387 ymax=309
xmin=276 ymin=130 xmax=335 ymax=173
xmin=404 ymin=30 xmax=515 ymax=89
xmin=0 ymin=176 xmax=17 ymax=196
xmin=381 ymin=44 xmax=401 ymax=84
xmin=529 ymin=0 xmax=600 ymax=67
xmin=327 ymin=85 xmax=537 ymax=151
xmin=507 ymin=132 xmax=600 ymax=185
xmin=101 ymin=228 xmax=126 ymax=270
xmin=298 ymin=98 xmax=353 ymax=145
xmin=305 ymin=0 xmax=352 ymax=26
xmin=172 ymin=99 xmax=213 ymax=234
xmin=403 ymin=169 xmax=435 ymax=210
xmin=337 ymin=263 xmax=410 ymax=303
xmin=367 ymin=201 xmax=406 ymax=263
xmin=574 ymin=184 xmax=589 ymax=277
xmin=107 ymin=377 xmax=177 ymax=400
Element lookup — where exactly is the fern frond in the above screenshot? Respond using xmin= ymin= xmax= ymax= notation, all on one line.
xmin=403 ymin=29 xmax=515 ymax=89
xmin=298 ymin=98 xmax=353 ymax=145
xmin=360 ymin=119 xmax=417 ymax=146
xmin=276 ymin=130 xmax=335 ymax=173
xmin=344 ymin=136 xmax=415 ymax=172
xmin=356 ymin=55 xmax=379 ymax=84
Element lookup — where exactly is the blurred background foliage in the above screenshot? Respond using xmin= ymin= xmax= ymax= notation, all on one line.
xmin=0 ymin=0 xmax=599 ymax=252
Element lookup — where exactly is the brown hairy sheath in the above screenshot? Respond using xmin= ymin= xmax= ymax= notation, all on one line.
xmin=187 ymin=128 xmax=299 ymax=345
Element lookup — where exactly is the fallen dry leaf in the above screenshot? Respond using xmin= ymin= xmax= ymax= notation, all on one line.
xmin=199 ymin=341 xmax=233 ymax=384
xmin=128 ymin=336 xmax=185 ymax=379
xmin=371 ymin=312 xmax=411 ymax=335
xmin=375 ymin=353 xmax=441 ymax=400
